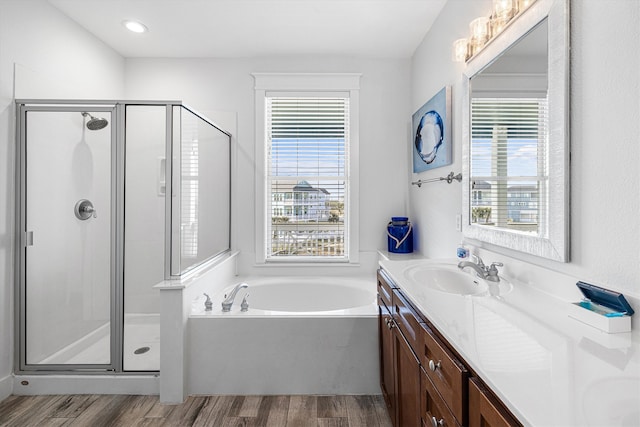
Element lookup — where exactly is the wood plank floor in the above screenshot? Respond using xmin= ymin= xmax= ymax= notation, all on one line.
xmin=0 ymin=394 xmax=392 ymax=427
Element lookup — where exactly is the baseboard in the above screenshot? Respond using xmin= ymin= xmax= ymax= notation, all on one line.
xmin=0 ymin=374 xmax=13 ymax=401
xmin=12 ymin=374 xmax=159 ymax=396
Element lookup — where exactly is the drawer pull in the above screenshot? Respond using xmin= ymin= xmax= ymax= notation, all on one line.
xmin=431 ymin=416 xmax=444 ymax=427
xmin=385 ymin=318 xmax=395 ymax=329
xmin=428 ymin=359 xmax=441 ymax=372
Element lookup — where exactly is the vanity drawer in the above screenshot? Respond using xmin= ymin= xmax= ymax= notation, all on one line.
xmin=392 ymin=290 xmax=424 ymax=354
xmin=421 ymin=368 xmax=461 ymax=427
xmin=378 ymin=295 xmax=391 ymax=316
xmin=377 ymin=270 xmax=395 ymax=309
xmin=420 ymin=323 xmax=468 ymax=425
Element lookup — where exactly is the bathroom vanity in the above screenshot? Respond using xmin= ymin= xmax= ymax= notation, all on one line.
xmin=378 ymin=269 xmax=518 ymax=427
xmin=377 ymin=257 xmax=640 ymax=426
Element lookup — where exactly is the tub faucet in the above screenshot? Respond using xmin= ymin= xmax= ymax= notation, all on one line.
xmin=458 ymin=255 xmax=503 ymax=282
xmin=221 ymin=283 xmax=249 ymax=312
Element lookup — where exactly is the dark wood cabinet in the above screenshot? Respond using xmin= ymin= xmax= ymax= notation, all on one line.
xmin=378 ymin=271 xmax=422 ymax=427
xmin=378 ymin=269 xmax=521 ymax=427
xmin=420 ymin=323 xmax=468 ymax=425
xmin=421 ymin=368 xmax=461 ymax=427
xmin=469 ymin=377 xmax=520 ymax=427
xmin=394 ymin=323 xmax=422 ymax=427
xmin=379 ymin=297 xmax=396 ymax=422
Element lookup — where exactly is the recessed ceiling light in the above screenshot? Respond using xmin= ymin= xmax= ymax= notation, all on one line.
xmin=123 ymin=20 xmax=148 ymax=34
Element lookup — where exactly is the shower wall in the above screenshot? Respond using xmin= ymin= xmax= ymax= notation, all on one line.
xmin=25 ymin=110 xmax=112 ymax=364
xmin=124 ymin=106 xmax=166 ymax=314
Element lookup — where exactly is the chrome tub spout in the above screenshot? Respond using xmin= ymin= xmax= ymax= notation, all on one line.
xmin=221 ymin=282 xmax=249 ymax=312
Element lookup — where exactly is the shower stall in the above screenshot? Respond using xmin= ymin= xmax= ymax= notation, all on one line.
xmin=15 ymin=100 xmax=231 ymax=373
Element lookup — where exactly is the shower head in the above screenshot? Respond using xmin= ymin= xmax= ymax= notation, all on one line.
xmin=81 ymin=112 xmax=109 ymax=131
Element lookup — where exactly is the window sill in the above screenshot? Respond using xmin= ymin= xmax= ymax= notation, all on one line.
xmin=254 ymin=261 xmax=360 ymax=268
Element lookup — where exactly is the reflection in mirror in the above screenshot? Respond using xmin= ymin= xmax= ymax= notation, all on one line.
xmin=470 ymin=19 xmax=548 ymax=236
xmin=462 ymin=0 xmax=569 ymax=262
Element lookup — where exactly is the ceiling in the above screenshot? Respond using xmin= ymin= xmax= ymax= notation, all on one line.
xmin=48 ymin=0 xmax=448 ymax=58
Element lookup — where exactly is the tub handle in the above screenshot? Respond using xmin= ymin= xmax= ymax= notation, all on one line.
xmin=204 ymin=293 xmax=212 ymax=311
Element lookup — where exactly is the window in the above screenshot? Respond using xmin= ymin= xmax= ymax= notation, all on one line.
xmin=266 ymin=96 xmax=348 ymax=259
xmin=470 ymin=97 xmax=548 ymax=235
xmin=253 ymin=73 xmax=360 ymax=263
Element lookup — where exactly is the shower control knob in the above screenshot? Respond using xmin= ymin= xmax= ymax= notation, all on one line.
xmin=74 ymin=199 xmax=97 ymax=220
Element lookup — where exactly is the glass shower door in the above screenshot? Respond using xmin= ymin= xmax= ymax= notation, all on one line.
xmin=21 ymin=107 xmax=115 ymax=368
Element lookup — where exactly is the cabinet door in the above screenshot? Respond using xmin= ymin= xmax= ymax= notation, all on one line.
xmin=394 ymin=325 xmax=421 ymax=427
xmin=379 ymin=300 xmax=396 ymax=424
xmin=469 ymin=377 xmax=521 ymax=427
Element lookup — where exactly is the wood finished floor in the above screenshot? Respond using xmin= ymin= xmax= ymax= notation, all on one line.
xmin=0 ymin=394 xmax=392 ymax=427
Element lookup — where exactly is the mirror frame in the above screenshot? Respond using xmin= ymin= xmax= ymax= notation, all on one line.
xmin=461 ymin=0 xmax=570 ymax=262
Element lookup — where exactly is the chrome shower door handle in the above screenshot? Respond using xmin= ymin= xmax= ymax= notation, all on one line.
xmin=74 ymin=199 xmax=97 ymax=220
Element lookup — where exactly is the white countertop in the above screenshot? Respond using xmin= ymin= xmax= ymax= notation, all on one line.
xmin=379 ymin=257 xmax=640 ymax=427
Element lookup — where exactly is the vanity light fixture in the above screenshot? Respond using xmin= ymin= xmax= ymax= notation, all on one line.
xmin=452 ymin=38 xmax=469 ymax=62
xmin=452 ymin=0 xmax=537 ymax=62
xmin=123 ymin=20 xmax=148 ymax=34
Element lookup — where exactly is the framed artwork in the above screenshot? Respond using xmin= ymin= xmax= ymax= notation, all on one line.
xmin=412 ymin=86 xmax=452 ymax=173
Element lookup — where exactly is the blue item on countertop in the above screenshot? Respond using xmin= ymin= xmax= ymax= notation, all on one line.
xmin=387 ymin=217 xmax=413 ymax=253
xmin=456 ymin=242 xmax=469 ymax=259
xmin=604 ymin=312 xmax=627 ymax=318
xmin=575 ymin=281 xmax=634 ymax=316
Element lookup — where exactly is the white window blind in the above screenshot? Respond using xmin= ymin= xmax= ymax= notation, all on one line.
xmin=470 ymin=97 xmax=548 ymax=235
xmin=266 ymin=96 xmax=349 ymax=260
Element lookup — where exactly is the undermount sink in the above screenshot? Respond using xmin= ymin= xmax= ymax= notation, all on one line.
xmin=403 ymin=264 xmax=488 ymax=296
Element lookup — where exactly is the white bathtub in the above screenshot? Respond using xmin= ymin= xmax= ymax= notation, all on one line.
xmin=192 ymin=275 xmax=377 ymax=316
xmin=188 ymin=276 xmax=380 ymax=395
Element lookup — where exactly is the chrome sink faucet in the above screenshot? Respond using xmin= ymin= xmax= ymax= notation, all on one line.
xmin=458 ymin=255 xmax=503 ymax=282
xmin=221 ymin=283 xmax=249 ymax=312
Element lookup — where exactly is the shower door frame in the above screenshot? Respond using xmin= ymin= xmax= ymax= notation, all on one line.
xmin=15 ymin=99 xmax=232 ymax=374
xmin=15 ymin=101 xmax=123 ymax=373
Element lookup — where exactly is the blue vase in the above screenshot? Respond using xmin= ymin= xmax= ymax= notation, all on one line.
xmin=387 ymin=217 xmax=413 ymax=253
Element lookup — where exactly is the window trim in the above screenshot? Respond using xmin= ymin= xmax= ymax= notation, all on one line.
xmin=253 ymin=73 xmax=361 ymax=265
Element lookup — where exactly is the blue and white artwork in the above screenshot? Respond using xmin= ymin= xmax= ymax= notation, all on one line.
xmin=412 ymin=86 xmax=452 ymax=173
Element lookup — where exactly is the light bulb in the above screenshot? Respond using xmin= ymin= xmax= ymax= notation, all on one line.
xmin=452 ymin=39 xmax=469 ymax=62
xmin=123 ymin=20 xmax=148 ymax=34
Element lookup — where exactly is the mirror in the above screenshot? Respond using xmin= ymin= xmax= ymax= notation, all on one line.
xmin=462 ymin=0 xmax=569 ymax=262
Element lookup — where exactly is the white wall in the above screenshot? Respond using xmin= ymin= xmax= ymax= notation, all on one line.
xmin=124 ymin=56 xmax=411 ymax=278
xmin=0 ymin=0 xmax=124 ymax=398
xmin=410 ymin=0 xmax=640 ymax=301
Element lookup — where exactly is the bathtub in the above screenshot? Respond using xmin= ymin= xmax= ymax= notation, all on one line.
xmin=192 ymin=275 xmax=377 ymax=316
xmin=188 ymin=276 xmax=380 ymax=395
